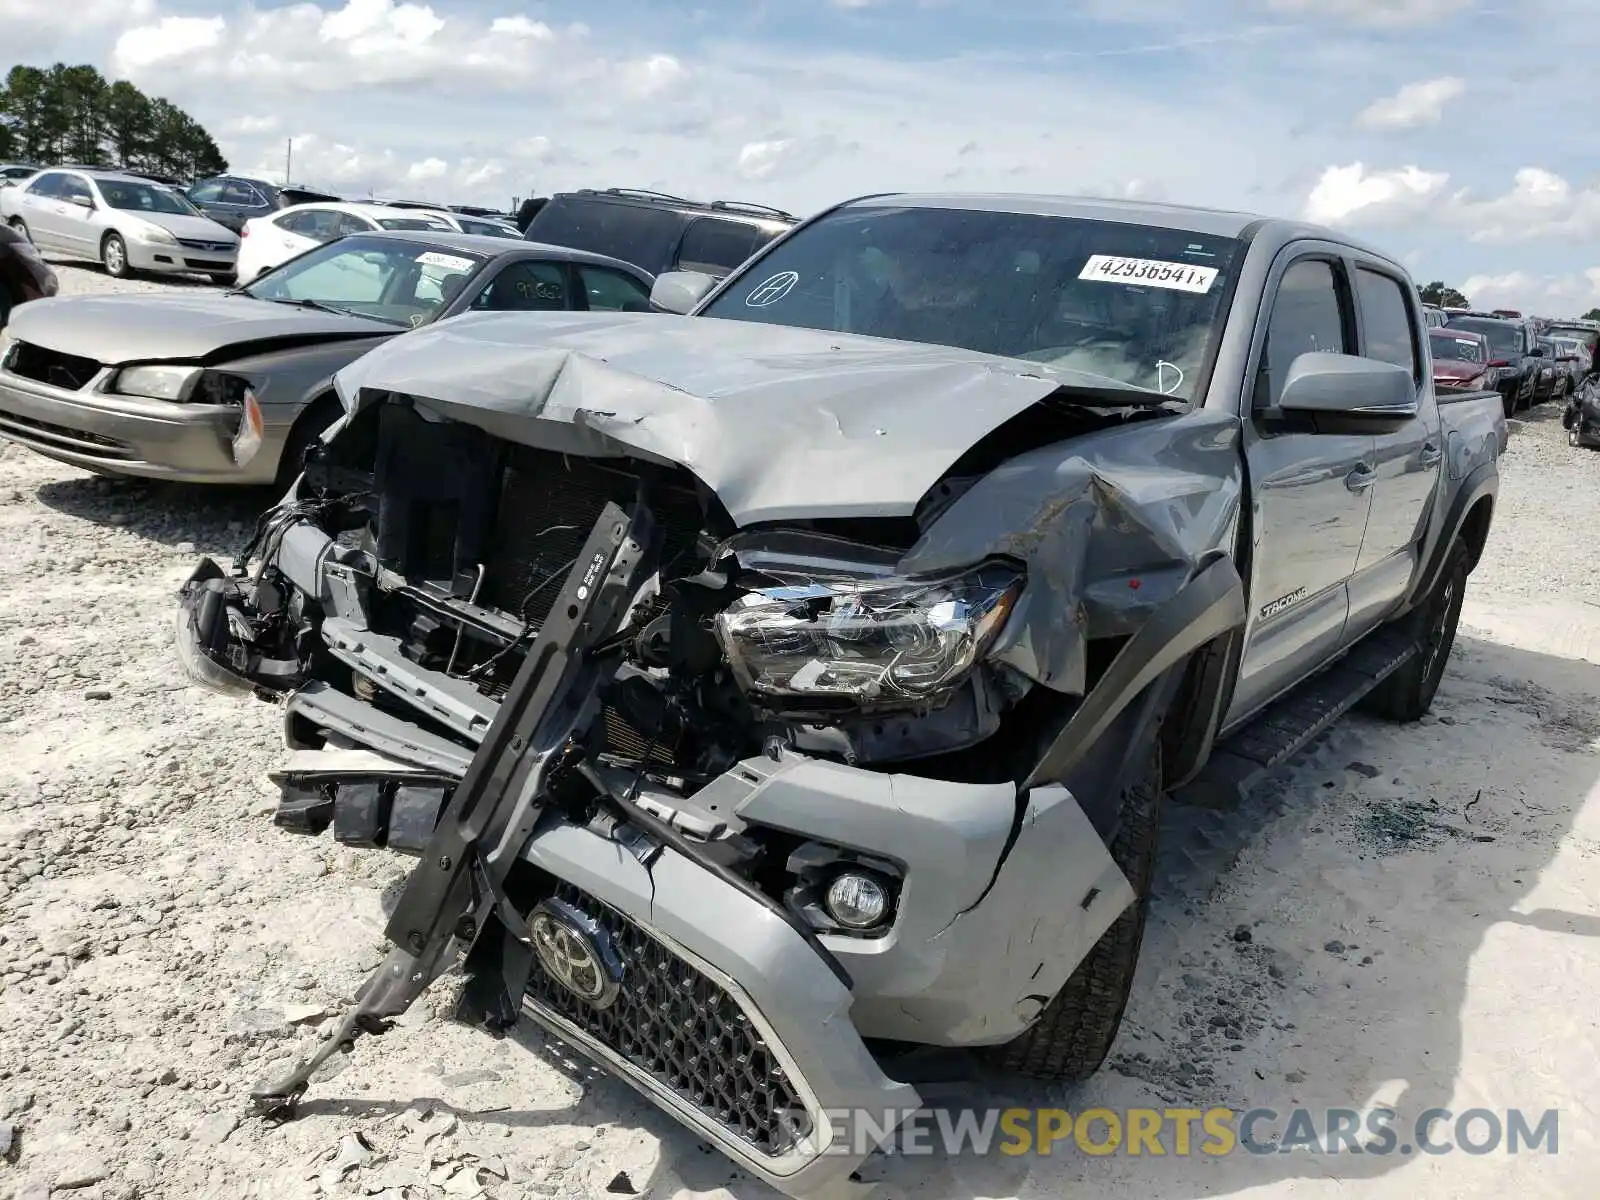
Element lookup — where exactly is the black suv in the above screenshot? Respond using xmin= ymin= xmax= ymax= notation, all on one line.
xmin=521 ymin=188 xmax=797 ymax=278
xmin=1443 ymin=311 xmax=1543 ymax=416
xmin=185 ymin=174 xmax=345 ymax=233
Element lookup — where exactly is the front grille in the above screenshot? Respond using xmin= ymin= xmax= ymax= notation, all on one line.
xmin=479 ymin=447 xmax=705 ymax=627
xmin=526 ymin=881 xmax=805 ymax=1157
xmin=4 ymin=341 xmax=102 ymax=391
xmin=177 ymin=238 xmax=231 ymax=252
xmin=0 ymin=409 xmax=134 ymax=457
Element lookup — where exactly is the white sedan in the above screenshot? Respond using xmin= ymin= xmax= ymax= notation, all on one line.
xmin=1 ymin=168 xmax=239 ymax=279
xmin=236 ymin=201 xmax=455 ymax=283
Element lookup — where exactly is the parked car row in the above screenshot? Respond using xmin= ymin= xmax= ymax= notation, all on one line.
xmin=1429 ymin=307 xmax=1596 ymax=418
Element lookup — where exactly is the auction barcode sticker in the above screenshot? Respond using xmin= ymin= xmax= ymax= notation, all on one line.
xmin=1079 ymin=254 xmax=1218 ymax=293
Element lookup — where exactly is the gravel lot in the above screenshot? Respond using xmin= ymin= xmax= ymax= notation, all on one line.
xmin=1 ymin=263 xmax=1597 ymax=1200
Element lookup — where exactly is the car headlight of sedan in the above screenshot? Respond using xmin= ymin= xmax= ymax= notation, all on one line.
xmin=113 ymin=364 xmax=201 ymax=401
xmin=135 ymin=224 xmax=178 ymax=245
xmin=715 ymin=561 xmax=1023 ymax=705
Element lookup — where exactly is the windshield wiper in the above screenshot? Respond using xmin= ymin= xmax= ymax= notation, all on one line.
xmin=264 ymin=297 xmax=352 ymax=317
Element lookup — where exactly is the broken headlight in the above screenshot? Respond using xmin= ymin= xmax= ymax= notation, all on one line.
xmin=715 ymin=562 xmax=1022 ymax=703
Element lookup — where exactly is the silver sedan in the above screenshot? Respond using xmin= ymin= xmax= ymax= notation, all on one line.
xmin=0 ymin=168 xmax=239 ymax=280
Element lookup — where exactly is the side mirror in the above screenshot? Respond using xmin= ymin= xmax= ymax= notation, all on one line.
xmin=68 ymin=194 xmax=94 ymax=209
xmin=1529 ymin=346 xmax=1545 ymax=358
xmin=650 ymin=270 xmax=717 ymax=315
xmin=1278 ymin=351 xmax=1417 ymax=421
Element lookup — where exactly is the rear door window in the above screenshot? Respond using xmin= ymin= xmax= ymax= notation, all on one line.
xmin=525 ymin=198 xmax=685 ymax=273
xmin=1355 ymin=268 xmax=1421 ymax=384
xmin=25 ymin=172 xmax=64 ymax=198
xmin=189 ymin=180 xmax=226 ymax=204
xmin=675 ymin=217 xmax=761 ymax=274
xmin=221 ymin=180 xmax=263 ymax=206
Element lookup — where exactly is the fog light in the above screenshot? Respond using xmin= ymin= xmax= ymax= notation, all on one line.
xmin=824 ymin=872 xmax=890 ymax=930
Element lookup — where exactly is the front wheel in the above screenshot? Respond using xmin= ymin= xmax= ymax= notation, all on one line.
xmin=6 ymin=218 xmax=28 ymax=241
xmin=990 ymin=741 xmax=1162 ymax=1081
xmin=1362 ymin=538 xmax=1469 ymax=723
xmin=102 ymin=232 xmax=131 ymax=279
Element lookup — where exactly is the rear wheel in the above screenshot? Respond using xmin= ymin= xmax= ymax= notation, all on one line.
xmin=101 ymin=232 xmax=131 ymax=279
xmin=991 ymin=741 xmax=1162 ymax=1081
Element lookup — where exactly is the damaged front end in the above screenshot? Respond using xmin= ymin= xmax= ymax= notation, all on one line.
xmin=176 ymin=376 xmax=1244 ymax=1195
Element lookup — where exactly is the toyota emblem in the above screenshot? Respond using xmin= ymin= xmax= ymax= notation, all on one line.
xmin=529 ymin=898 xmax=623 ymax=1008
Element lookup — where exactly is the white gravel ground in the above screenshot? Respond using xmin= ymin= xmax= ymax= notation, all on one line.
xmin=1 ymin=263 xmax=1597 ymax=1200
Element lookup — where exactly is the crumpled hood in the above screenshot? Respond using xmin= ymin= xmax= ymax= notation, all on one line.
xmin=333 ymin=310 xmax=1160 ymax=526
xmin=8 ymin=293 xmax=398 ymax=365
xmin=1433 ymin=360 xmax=1487 ymax=380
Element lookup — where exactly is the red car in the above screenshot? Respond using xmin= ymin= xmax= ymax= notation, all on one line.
xmin=0 ymin=222 xmax=57 ymax=331
xmin=1430 ymin=327 xmax=1493 ymax=391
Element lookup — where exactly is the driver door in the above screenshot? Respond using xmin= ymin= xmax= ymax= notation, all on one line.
xmin=1223 ymin=250 xmax=1376 ymax=730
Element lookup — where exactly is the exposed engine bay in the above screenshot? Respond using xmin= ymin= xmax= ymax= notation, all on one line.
xmin=173 ymin=358 xmax=1247 ymax=1196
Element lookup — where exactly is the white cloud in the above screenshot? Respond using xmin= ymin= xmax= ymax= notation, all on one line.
xmin=112 ymin=15 xmax=226 ymax=67
xmin=1303 ymin=162 xmax=1450 ymax=226
xmin=1304 ymin=162 xmax=1600 ymax=245
xmin=0 ymin=0 xmax=154 ymax=53
xmin=1355 ymin=77 xmax=1464 ymax=129
xmin=225 ymin=115 xmax=280 ymax=135
xmin=1264 ymin=0 xmax=1468 ymax=25
xmin=1460 ymin=269 xmax=1600 ymax=317
xmin=405 ymin=157 xmax=447 ymax=183
xmin=111 ymin=0 xmax=682 ymax=101
xmin=735 ymin=136 xmax=853 ymax=182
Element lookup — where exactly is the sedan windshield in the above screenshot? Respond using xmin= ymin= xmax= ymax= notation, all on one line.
xmin=700 ymin=205 xmax=1242 ymax=402
xmin=1430 ymin=332 xmax=1485 ymax=363
xmin=97 ymin=180 xmax=201 ymax=217
xmin=1446 ymin=317 xmax=1521 ymax=359
xmin=244 ymin=236 xmax=487 ymax=327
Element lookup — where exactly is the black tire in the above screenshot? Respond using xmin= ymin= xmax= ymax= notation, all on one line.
xmin=1572 ymin=424 xmax=1583 ymax=448
xmin=990 ymin=741 xmax=1162 ymax=1081
xmin=1362 ymin=538 xmax=1469 ymax=723
xmin=102 ymin=232 xmax=131 ymax=279
xmin=1501 ymin=391 xmax=1516 ymax=419
xmin=0 ymin=286 xmax=12 ymax=332
xmin=272 ymin=396 xmax=341 ymax=492
xmin=207 ymin=271 xmax=236 ymax=287
xmin=6 ymin=218 xmax=28 ymax=241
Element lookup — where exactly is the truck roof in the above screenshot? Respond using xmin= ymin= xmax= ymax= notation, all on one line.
xmin=845 ymin=192 xmax=1397 ymax=262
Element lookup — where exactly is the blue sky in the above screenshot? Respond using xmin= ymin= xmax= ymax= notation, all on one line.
xmin=10 ymin=0 xmax=1600 ymax=312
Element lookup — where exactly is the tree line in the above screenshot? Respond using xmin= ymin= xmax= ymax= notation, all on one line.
xmin=1421 ymin=281 xmax=1600 ymax=323
xmin=0 ymin=64 xmax=227 ymax=180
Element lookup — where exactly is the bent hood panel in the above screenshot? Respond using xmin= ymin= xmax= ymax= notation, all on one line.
xmin=332 ymin=310 xmax=1152 ymax=526
xmin=8 ymin=293 xmax=398 ymax=364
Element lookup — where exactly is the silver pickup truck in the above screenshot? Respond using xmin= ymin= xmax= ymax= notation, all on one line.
xmin=174 ymin=194 xmax=1505 ymax=1195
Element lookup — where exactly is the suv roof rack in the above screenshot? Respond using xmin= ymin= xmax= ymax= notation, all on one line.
xmin=708 ymin=199 xmax=796 ymax=220
xmin=589 ymin=187 xmax=694 ymax=204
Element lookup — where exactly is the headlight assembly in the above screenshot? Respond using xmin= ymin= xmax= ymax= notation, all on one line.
xmin=113 ymin=364 xmax=200 ymax=400
xmin=715 ymin=561 xmax=1022 ymax=705
xmin=136 ymin=224 xmax=177 ymax=245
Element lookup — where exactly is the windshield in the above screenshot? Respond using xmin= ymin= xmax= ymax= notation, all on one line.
xmin=700 ymin=205 xmax=1242 ymax=401
xmin=244 ymin=236 xmax=487 ymax=327
xmin=1445 ymin=317 xmax=1520 ymax=358
xmin=97 ymin=179 xmax=202 ymax=217
xmin=1429 ymin=332 xmax=1485 ymax=363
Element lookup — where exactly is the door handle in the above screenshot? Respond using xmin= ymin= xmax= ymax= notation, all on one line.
xmin=1345 ymin=464 xmax=1376 ymax=492
xmin=1419 ymin=442 xmax=1442 ymax=468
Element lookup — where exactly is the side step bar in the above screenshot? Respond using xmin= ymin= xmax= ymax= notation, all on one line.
xmin=1171 ymin=627 xmax=1417 ymax=810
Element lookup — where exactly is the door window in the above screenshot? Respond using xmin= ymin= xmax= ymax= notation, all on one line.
xmin=468 ymin=260 xmax=571 ymax=311
xmin=57 ymin=175 xmax=94 ymax=206
xmin=278 ymin=209 xmax=343 ymax=241
xmin=676 ymin=217 xmax=761 ymax=274
xmin=1355 ymin=268 xmax=1421 ymax=384
xmin=221 ymin=180 xmax=264 ymax=206
xmin=577 ymin=265 xmax=651 ymax=311
xmin=1256 ymin=258 xmax=1352 ymax=409
xmin=189 ymin=180 xmax=227 ymax=204
xmin=334 ymin=212 xmax=376 ymax=237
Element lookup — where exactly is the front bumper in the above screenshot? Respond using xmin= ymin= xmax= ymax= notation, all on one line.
xmin=0 ymin=365 xmax=276 ymax=483
xmin=125 ymin=238 xmax=237 ymax=276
